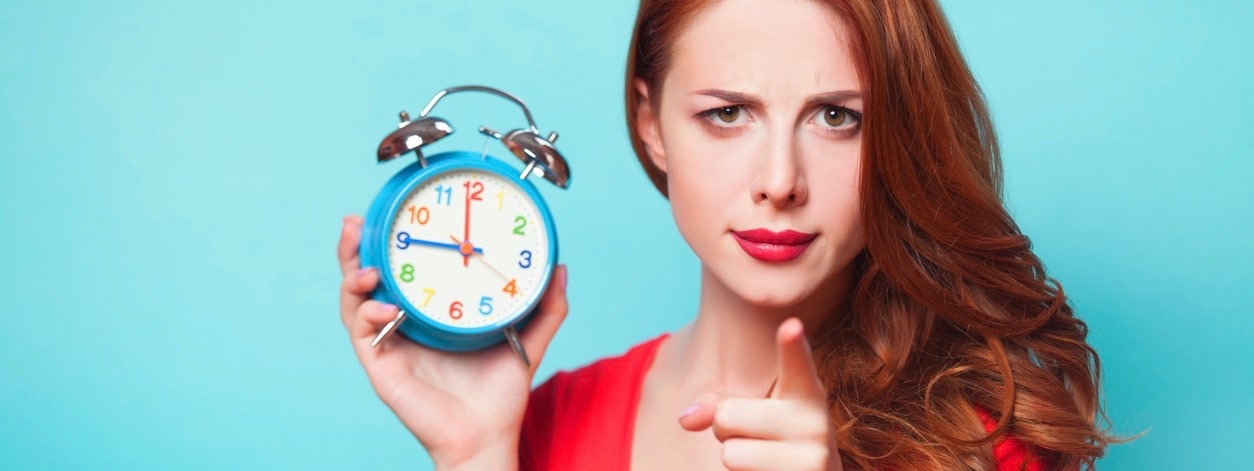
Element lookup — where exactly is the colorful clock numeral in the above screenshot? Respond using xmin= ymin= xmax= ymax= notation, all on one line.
xmin=407 ymin=205 xmax=430 ymax=225
xmin=435 ymin=185 xmax=453 ymax=205
xmin=463 ymin=180 xmax=484 ymax=201
xmin=421 ymin=288 xmax=435 ymax=308
xmin=385 ymin=169 xmax=548 ymax=329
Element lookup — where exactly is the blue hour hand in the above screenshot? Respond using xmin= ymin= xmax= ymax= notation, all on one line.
xmin=395 ymin=231 xmax=484 ymax=254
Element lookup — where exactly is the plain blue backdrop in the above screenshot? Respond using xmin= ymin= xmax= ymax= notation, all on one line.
xmin=2 ymin=1 xmax=1250 ymax=469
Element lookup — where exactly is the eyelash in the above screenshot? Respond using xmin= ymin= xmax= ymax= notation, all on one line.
xmin=696 ymin=104 xmax=863 ymax=137
xmin=814 ymin=105 xmax=863 ymax=135
xmin=697 ymin=105 xmax=751 ymax=131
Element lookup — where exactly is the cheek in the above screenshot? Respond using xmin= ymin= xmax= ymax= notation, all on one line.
xmin=665 ymin=157 xmax=736 ymax=237
xmin=666 ymin=170 xmax=726 ymax=264
xmin=663 ymin=133 xmax=756 ymax=249
xmin=811 ymin=182 xmax=861 ymax=243
xmin=803 ymin=141 xmax=864 ymax=241
xmin=663 ymin=127 xmax=753 ymax=206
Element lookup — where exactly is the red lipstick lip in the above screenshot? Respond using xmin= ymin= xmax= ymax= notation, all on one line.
xmin=731 ymin=229 xmax=817 ymax=262
xmin=732 ymin=229 xmax=817 ymax=245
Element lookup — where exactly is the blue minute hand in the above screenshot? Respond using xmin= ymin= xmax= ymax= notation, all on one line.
xmin=396 ymin=232 xmax=484 ymax=254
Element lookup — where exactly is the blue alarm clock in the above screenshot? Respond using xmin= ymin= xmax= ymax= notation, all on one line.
xmin=360 ymin=85 xmax=570 ymax=366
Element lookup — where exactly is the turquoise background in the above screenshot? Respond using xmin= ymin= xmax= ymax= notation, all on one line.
xmin=1 ymin=0 xmax=1249 ymax=469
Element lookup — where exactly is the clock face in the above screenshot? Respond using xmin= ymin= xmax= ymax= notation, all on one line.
xmin=385 ymin=168 xmax=551 ymax=329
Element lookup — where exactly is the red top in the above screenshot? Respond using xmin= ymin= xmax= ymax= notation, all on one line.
xmin=520 ymin=335 xmax=1046 ymax=470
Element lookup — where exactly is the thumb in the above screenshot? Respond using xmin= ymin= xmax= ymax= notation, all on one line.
xmin=517 ymin=264 xmax=569 ymax=372
xmin=771 ymin=317 xmax=825 ymax=401
xmin=677 ymin=392 xmax=722 ymax=432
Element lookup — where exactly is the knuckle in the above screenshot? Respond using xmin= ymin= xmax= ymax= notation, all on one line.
xmin=804 ymin=413 xmax=831 ymax=440
xmin=719 ymin=439 xmax=746 ymax=469
xmin=348 ymin=270 xmax=377 ymax=294
xmin=341 ymin=278 xmax=362 ymax=296
xmin=336 ymin=237 xmax=355 ymax=258
xmin=800 ymin=443 xmax=830 ymax=470
xmin=357 ymin=300 xmax=379 ymax=316
xmin=713 ymin=400 xmax=736 ymax=425
xmin=786 ymin=402 xmax=827 ymax=439
xmin=549 ymin=290 xmax=569 ymax=308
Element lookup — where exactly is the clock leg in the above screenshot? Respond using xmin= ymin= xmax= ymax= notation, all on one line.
xmin=370 ymin=310 xmax=407 ymax=349
xmin=504 ymin=326 xmax=530 ymax=367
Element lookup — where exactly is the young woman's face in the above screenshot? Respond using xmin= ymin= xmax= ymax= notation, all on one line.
xmin=638 ymin=0 xmax=865 ymax=308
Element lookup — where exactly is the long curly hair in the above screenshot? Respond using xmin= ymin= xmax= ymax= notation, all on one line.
xmin=625 ymin=0 xmax=1116 ymax=469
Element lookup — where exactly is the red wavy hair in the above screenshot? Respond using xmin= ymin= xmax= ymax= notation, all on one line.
xmin=625 ymin=0 xmax=1115 ymax=469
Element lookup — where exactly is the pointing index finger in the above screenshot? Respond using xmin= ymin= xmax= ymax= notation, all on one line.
xmin=771 ymin=317 xmax=825 ymax=401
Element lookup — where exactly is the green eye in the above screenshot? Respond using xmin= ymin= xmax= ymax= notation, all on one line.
xmin=822 ymin=107 xmax=848 ymax=127
xmin=715 ymin=106 xmax=740 ymax=123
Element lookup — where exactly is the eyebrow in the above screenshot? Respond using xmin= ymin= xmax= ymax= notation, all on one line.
xmin=691 ymin=89 xmax=863 ymax=108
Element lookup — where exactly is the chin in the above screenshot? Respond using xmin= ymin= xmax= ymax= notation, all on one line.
xmin=724 ymin=271 xmax=818 ymax=308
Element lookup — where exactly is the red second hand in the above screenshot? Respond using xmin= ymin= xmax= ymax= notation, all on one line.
xmin=462 ymin=181 xmax=471 ymax=267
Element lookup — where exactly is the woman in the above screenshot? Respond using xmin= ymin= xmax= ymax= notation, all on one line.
xmin=337 ymin=0 xmax=1114 ymax=469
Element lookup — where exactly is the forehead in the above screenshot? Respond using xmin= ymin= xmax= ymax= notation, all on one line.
xmin=668 ymin=0 xmax=861 ymax=94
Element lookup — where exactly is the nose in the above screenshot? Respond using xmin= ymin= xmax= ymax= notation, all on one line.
xmin=751 ymin=134 xmax=808 ymax=208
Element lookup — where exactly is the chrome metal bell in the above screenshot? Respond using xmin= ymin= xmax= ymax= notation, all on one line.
xmin=479 ymin=126 xmax=570 ymax=188
xmin=376 ymin=111 xmax=454 ymax=165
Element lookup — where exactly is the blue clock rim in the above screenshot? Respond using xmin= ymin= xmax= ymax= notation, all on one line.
xmin=360 ymin=150 xmax=559 ymax=349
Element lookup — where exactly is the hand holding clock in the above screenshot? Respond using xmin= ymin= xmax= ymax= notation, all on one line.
xmin=339 ymin=215 xmax=569 ymax=471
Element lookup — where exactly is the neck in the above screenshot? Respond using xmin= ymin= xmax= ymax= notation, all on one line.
xmin=662 ymin=264 xmax=850 ymax=396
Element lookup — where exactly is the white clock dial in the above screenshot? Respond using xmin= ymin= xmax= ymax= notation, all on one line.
xmin=386 ymin=169 xmax=551 ymax=329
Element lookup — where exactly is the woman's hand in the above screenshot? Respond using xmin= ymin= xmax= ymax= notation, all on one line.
xmin=679 ymin=318 xmax=843 ymax=471
xmin=337 ymin=215 xmax=569 ymax=471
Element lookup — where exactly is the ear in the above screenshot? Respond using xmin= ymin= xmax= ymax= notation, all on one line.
xmin=633 ymin=78 xmax=668 ymax=173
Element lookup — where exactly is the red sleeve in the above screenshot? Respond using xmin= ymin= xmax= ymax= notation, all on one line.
xmin=519 ymin=363 xmax=642 ymax=471
xmin=979 ymin=409 xmax=1053 ymax=471
xmin=518 ymin=337 xmax=664 ymax=471
xmin=518 ymin=371 xmax=564 ymax=471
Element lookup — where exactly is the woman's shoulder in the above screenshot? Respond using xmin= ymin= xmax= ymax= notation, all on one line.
xmin=519 ymin=334 xmax=668 ymax=471
xmin=527 ymin=334 xmax=668 ymax=411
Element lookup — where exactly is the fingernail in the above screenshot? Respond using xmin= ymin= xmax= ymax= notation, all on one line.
xmin=357 ymin=267 xmax=373 ymax=278
xmin=558 ymin=266 xmax=568 ymax=292
xmin=679 ymin=403 xmax=699 ymax=419
xmin=379 ymin=303 xmax=397 ymax=313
